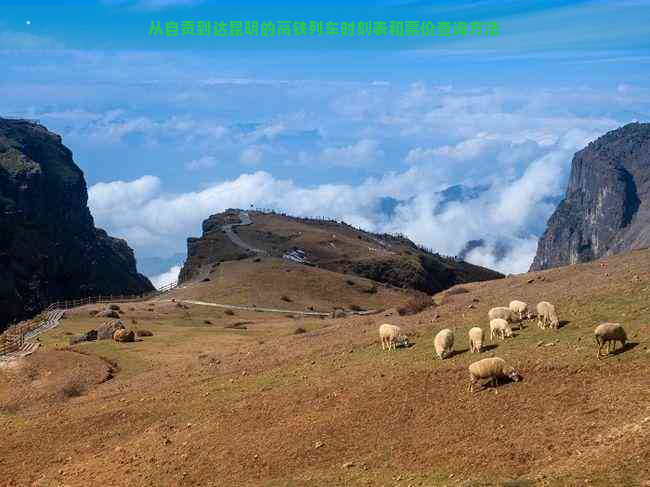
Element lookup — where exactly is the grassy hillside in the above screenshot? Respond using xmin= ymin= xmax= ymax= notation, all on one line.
xmin=1 ymin=249 xmax=649 ymax=486
xmin=170 ymin=257 xmax=412 ymax=313
xmin=182 ymin=210 xmax=503 ymax=294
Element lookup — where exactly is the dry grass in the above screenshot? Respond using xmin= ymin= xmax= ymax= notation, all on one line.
xmin=167 ymin=257 xmax=410 ymax=313
xmin=398 ymin=293 xmax=434 ymax=316
xmin=1 ymin=250 xmax=650 ymax=486
xmin=445 ymin=286 xmax=470 ymax=296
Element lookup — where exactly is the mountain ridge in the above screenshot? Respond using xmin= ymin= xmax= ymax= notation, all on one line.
xmin=179 ymin=209 xmax=503 ymax=294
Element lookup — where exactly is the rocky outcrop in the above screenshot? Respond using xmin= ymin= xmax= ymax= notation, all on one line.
xmin=531 ymin=123 xmax=650 ymax=271
xmin=0 ymin=118 xmax=153 ymax=330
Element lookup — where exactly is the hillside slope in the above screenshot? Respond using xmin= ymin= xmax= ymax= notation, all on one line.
xmin=0 ymin=118 xmax=153 ymax=330
xmin=180 ymin=210 xmax=503 ymax=293
xmin=2 ymin=248 xmax=649 ymax=485
xmin=170 ymin=257 xmax=412 ymax=313
xmin=532 ymin=122 xmax=650 ymax=271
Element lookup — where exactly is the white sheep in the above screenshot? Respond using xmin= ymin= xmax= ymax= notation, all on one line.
xmin=509 ymin=300 xmax=531 ymax=323
xmin=468 ymin=357 xmax=521 ymax=392
xmin=468 ymin=327 xmax=484 ymax=353
xmin=434 ymin=328 xmax=454 ymax=359
xmin=536 ymin=301 xmax=559 ymax=329
xmin=379 ymin=323 xmax=409 ymax=351
xmin=488 ymin=306 xmax=516 ymax=323
xmin=490 ymin=318 xmax=512 ymax=341
xmin=594 ymin=323 xmax=627 ymax=358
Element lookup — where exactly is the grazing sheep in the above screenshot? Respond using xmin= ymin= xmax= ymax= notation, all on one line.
xmin=468 ymin=327 xmax=484 ymax=353
xmin=379 ymin=324 xmax=409 ymax=351
xmin=434 ymin=328 xmax=454 ymax=359
xmin=468 ymin=357 xmax=521 ymax=392
xmin=490 ymin=318 xmax=512 ymax=341
xmin=536 ymin=301 xmax=559 ymax=329
xmin=488 ymin=306 xmax=516 ymax=323
xmin=509 ymin=300 xmax=531 ymax=323
xmin=594 ymin=323 xmax=627 ymax=358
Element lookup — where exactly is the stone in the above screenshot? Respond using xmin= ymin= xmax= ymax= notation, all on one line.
xmin=97 ymin=320 xmax=125 ymax=340
xmin=113 ymin=329 xmax=135 ymax=343
xmin=97 ymin=309 xmax=121 ymax=319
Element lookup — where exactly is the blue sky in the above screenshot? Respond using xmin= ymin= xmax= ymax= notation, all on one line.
xmin=2 ymin=1 xmax=650 ymax=283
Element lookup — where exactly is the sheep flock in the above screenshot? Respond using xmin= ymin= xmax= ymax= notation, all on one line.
xmin=378 ymin=297 xmax=630 ymax=392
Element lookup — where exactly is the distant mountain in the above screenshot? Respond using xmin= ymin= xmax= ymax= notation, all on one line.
xmin=375 ymin=196 xmax=402 ymax=219
xmin=531 ymin=122 xmax=650 ymax=271
xmin=0 ymin=118 xmax=153 ymax=330
xmin=374 ymin=183 xmax=489 ymax=220
xmin=435 ymin=183 xmax=490 ymax=213
xmin=180 ymin=209 xmax=503 ymax=294
xmin=458 ymin=239 xmax=512 ymax=262
xmin=138 ymin=253 xmax=186 ymax=278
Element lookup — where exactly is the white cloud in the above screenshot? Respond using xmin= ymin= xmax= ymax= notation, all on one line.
xmin=465 ymin=237 xmax=540 ymax=276
xmin=89 ymin=175 xmax=161 ymax=212
xmin=0 ymin=29 xmax=63 ymax=49
xmin=150 ymin=265 xmax=182 ymax=289
xmin=321 ymin=139 xmax=383 ymax=167
xmin=240 ymin=146 xmax=263 ymax=165
xmin=185 ymin=155 xmax=217 ymax=171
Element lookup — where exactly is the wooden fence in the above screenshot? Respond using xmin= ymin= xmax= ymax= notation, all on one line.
xmin=0 ymin=280 xmax=178 ymax=357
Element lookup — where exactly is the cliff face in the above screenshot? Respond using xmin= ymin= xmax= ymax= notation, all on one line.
xmin=0 ymin=118 xmax=154 ymax=329
xmin=531 ymin=122 xmax=650 ymax=271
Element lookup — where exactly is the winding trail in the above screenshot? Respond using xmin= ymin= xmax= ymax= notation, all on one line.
xmin=222 ymin=211 xmax=265 ymax=254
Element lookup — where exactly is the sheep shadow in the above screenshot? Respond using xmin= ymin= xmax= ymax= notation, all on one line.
xmin=609 ymin=342 xmax=639 ymax=357
xmin=557 ymin=320 xmax=570 ymax=329
xmin=481 ymin=344 xmax=499 ymax=352
xmin=448 ymin=348 xmax=468 ymax=358
xmin=474 ymin=374 xmax=524 ymax=392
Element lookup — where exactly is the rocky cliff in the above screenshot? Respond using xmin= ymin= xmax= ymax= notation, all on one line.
xmin=0 ymin=118 xmax=154 ymax=330
xmin=531 ymin=122 xmax=650 ymax=271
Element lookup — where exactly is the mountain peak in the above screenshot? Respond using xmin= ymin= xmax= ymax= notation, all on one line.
xmin=531 ymin=122 xmax=650 ymax=271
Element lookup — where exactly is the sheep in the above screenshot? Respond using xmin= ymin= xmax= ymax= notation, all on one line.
xmin=434 ymin=328 xmax=454 ymax=359
xmin=488 ymin=306 xmax=516 ymax=324
xmin=536 ymin=301 xmax=559 ymax=329
xmin=468 ymin=357 xmax=521 ymax=392
xmin=509 ymin=300 xmax=531 ymax=324
xmin=490 ymin=318 xmax=512 ymax=341
xmin=379 ymin=323 xmax=409 ymax=351
xmin=468 ymin=327 xmax=484 ymax=353
xmin=594 ymin=323 xmax=627 ymax=358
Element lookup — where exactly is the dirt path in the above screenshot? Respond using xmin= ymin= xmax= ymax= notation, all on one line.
xmin=222 ymin=211 xmax=265 ymax=254
xmin=179 ymin=299 xmax=331 ymax=316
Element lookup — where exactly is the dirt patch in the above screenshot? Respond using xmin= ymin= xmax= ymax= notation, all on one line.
xmin=0 ymin=349 xmax=114 ymax=413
